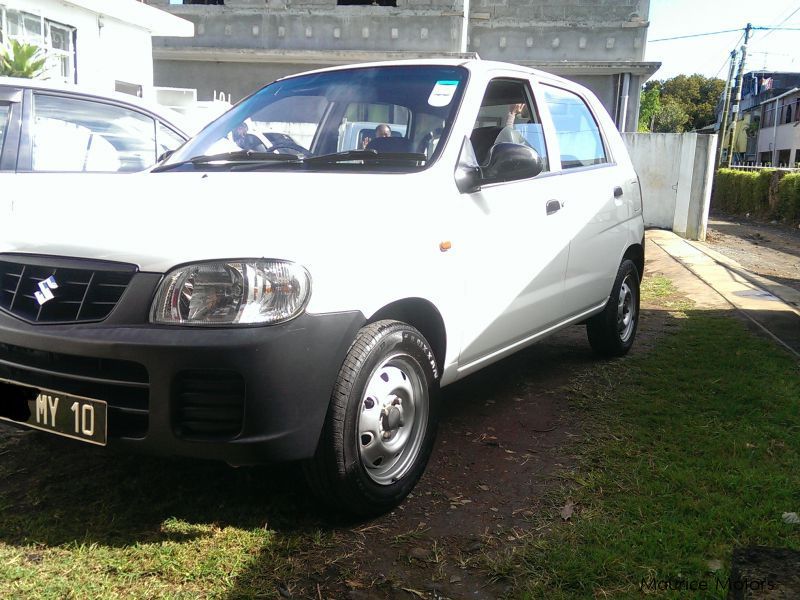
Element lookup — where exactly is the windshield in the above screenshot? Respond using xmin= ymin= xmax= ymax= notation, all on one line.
xmin=164 ymin=65 xmax=469 ymax=172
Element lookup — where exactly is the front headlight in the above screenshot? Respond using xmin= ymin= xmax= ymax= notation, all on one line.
xmin=151 ymin=260 xmax=311 ymax=326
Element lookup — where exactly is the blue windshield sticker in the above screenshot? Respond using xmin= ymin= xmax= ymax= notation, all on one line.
xmin=428 ymin=80 xmax=459 ymax=107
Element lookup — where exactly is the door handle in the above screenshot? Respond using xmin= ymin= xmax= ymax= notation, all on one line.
xmin=546 ymin=199 xmax=561 ymax=215
xmin=613 ymin=186 xmax=624 ymax=198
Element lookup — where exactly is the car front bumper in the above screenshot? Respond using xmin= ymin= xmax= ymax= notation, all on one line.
xmin=0 ymin=290 xmax=365 ymax=464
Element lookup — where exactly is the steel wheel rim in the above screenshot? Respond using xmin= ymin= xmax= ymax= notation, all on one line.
xmin=617 ymin=275 xmax=636 ymax=343
xmin=357 ymin=354 xmax=428 ymax=486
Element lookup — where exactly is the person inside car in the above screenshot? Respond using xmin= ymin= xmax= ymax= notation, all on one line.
xmin=232 ymin=122 xmax=270 ymax=152
xmin=361 ymin=123 xmax=392 ymax=149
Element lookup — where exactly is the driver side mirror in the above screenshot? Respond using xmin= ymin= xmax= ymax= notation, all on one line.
xmin=455 ymin=137 xmax=544 ymax=194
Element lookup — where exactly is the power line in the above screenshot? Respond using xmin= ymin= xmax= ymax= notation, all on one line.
xmin=759 ymin=4 xmax=800 ymax=41
xmin=650 ymin=25 xmax=800 ymax=43
xmin=650 ymin=28 xmax=744 ymax=42
xmin=714 ymin=32 xmax=744 ymax=78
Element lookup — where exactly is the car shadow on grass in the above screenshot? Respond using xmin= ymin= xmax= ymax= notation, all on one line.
xmin=0 ymin=306 xmax=696 ymax=598
xmin=0 ymin=324 xmax=598 ymax=546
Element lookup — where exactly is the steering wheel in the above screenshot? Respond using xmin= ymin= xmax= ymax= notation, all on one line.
xmin=268 ymin=143 xmax=313 ymax=159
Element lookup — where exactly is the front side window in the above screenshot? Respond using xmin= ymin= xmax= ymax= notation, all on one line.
xmin=542 ymin=85 xmax=608 ymax=170
xmin=31 ymin=94 xmax=157 ymax=172
xmin=164 ymin=65 xmax=468 ymax=172
xmin=470 ymin=78 xmax=548 ymax=170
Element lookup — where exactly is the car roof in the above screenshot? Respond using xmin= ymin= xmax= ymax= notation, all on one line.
xmin=0 ymin=76 xmax=190 ymax=136
xmin=275 ymin=58 xmax=574 ymax=88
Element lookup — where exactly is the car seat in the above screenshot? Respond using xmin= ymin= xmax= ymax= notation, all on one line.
xmin=365 ymin=136 xmax=414 ymax=153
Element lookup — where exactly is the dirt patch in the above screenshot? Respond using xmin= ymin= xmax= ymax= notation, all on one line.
xmin=228 ymin=285 xmax=694 ymax=599
xmin=706 ymin=215 xmax=800 ymax=293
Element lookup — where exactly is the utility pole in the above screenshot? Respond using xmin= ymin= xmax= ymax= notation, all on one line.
xmin=726 ymin=23 xmax=752 ymax=167
xmin=716 ymin=49 xmax=737 ymax=168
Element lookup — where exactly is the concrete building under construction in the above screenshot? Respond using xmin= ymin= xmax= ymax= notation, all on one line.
xmin=145 ymin=0 xmax=659 ymax=131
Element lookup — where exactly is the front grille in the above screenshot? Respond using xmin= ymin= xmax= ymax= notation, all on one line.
xmin=0 ymin=256 xmax=136 ymax=324
xmin=0 ymin=342 xmax=149 ymax=439
xmin=174 ymin=370 xmax=245 ymax=440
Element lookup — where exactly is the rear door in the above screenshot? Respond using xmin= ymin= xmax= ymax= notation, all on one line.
xmin=537 ymin=82 xmax=632 ymax=318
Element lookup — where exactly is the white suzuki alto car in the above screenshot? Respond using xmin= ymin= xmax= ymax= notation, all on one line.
xmin=0 ymin=60 xmax=644 ymax=515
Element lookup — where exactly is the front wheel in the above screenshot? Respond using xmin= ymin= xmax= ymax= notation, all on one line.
xmin=303 ymin=320 xmax=440 ymax=516
xmin=586 ymin=259 xmax=640 ymax=357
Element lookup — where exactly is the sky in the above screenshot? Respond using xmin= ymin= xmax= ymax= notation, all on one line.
xmin=644 ymin=0 xmax=800 ymax=81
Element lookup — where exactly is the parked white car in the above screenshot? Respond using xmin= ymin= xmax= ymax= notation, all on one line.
xmin=0 ymin=77 xmax=189 ymax=173
xmin=0 ymin=60 xmax=644 ymax=515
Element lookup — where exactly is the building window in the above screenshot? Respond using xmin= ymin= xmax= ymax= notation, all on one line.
xmin=787 ymin=105 xmax=793 ymax=124
xmin=337 ymin=0 xmax=398 ymax=5
xmin=762 ymin=104 xmax=775 ymax=128
xmin=0 ymin=8 xmax=76 ymax=84
xmin=777 ymin=149 xmax=791 ymax=166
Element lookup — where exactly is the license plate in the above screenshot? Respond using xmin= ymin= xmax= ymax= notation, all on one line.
xmin=1 ymin=384 xmax=107 ymax=446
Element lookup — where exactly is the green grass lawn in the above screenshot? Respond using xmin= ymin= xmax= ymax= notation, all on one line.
xmin=509 ymin=283 xmax=800 ymax=598
xmin=0 ymin=276 xmax=798 ymax=599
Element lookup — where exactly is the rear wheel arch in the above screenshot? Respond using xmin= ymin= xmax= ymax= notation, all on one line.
xmin=622 ymin=242 xmax=644 ymax=279
xmin=367 ymin=298 xmax=447 ymax=375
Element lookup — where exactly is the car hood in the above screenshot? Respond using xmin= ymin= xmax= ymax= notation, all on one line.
xmin=0 ymin=170 xmax=447 ymax=273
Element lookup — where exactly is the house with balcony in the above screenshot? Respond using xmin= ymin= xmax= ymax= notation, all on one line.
xmin=717 ymin=71 xmax=800 ymax=165
xmin=757 ymin=86 xmax=800 ymax=166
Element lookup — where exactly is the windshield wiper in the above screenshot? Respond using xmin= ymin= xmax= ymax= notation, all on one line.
xmin=152 ymin=150 xmax=302 ymax=172
xmin=304 ymin=150 xmax=427 ymax=164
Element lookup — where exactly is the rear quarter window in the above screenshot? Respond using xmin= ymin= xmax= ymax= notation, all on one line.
xmin=0 ymin=104 xmax=9 ymax=153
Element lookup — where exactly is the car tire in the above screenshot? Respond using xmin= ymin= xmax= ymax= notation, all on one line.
xmin=586 ymin=259 xmax=640 ymax=357
xmin=303 ymin=320 xmax=440 ymax=516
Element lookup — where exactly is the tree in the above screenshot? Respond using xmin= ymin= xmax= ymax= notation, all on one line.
xmin=638 ymin=85 xmax=661 ymax=132
xmin=638 ymin=74 xmax=725 ymax=133
xmin=653 ymin=97 xmax=690 ymax=133
xmin=0 ymin=39 xmax=46 ymax=78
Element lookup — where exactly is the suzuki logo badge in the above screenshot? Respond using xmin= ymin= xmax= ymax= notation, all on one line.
xmin=35 ymin=276 xmax=59 ymax=305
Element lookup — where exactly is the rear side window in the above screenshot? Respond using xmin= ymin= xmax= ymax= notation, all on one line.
xmin=31 ymin=94 xmax=157 ymax=172
xmin=542 ymin=85 xmax=607 ymax=170
xmin=0 ymin=104 xmax=9 ymax=153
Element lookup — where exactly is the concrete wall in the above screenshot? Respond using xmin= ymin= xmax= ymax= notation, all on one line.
xmin=154 ymin=59 xmax=329 ymax=100
xmin=623 ymin=132 xmax=718 ymax=241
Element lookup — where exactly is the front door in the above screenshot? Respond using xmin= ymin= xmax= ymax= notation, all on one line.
xmin=456 ymin=78 xmax=570 ymax=374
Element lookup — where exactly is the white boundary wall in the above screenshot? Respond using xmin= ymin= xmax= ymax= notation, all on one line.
xmin=622 ymin=132 xmax=718 ymax=241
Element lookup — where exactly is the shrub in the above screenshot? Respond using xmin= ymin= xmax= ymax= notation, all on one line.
xmin=777 ymin=173 xmax=800 ymax=222
xmin=712 ymin=169 xmax=782 ymax=217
